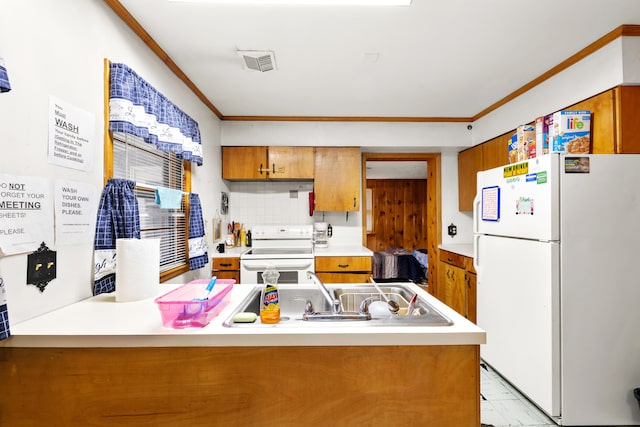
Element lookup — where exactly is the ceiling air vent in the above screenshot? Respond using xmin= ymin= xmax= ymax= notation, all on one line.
xmin=237 ymin=50 xmax=276 ymax=72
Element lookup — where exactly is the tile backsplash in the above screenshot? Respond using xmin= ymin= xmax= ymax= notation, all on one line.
xmin=227 ymin=181 xmax=363 ymax=245
xmin=228 ymin=181 xmax=315 ymax=228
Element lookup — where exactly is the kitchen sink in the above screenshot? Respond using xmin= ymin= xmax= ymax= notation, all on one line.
xmin=222 ymin=284 xmax=453 ymax=328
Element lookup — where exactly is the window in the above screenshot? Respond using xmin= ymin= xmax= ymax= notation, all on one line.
xmin=111 ymin=132 xmax=190 ymax=280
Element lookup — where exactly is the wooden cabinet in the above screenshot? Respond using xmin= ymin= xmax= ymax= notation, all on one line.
xmin=315 ymin=255 xmax=371 ymax=283
xmin=458 ymin=132 xmax=511 ymax=212
xmin=267 ymin=146 xmax=314 ymax=179
xmin=222 ymin=146 xmax=314 ymax=180
xmin=457 ymin=87 xmax=640 ymax=212
xmin=222 ymin=146 xmax=268 ymax=180
xmin=314 ymin=147 xmax=361 ymax=211
xmin=457 ymin=145 xmax=483 ymax=212
xmin=212 ymin=257 xmax=240 ymax=283
xmin=438 ymin=249 xmax=476 ymax=323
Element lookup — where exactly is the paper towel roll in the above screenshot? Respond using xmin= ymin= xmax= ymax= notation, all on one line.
xmin=115 ymin=238 xmax=160 ymax=302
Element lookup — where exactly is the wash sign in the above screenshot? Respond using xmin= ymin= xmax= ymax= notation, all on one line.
xmin=47 ymin=96 xmax=95 ymax=172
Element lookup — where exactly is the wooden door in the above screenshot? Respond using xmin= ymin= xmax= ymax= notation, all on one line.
xmin=314 ymin=147 xmax=360 ymax=211
xmin=441 ymin=262 xmax=466 ymax=316
xmin=457 ymin=144 xmax=483 ymax=212
xmin=222 ymin=146 xmax=268 ymax=179
xmin=268 ymin=146 xmax=314 ymax=179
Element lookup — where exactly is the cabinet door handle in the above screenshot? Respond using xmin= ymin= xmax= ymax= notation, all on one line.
xmin=272 ymin=163 xmax=276 ymax=174
xmin=338 ymin=264 xmax=349 ymax=268
xmin=220 ymin=263 xmax=232 ymax=267
xmin=353 ymin=197 xmax=356 ymax=207
xmin=258 ymin=164 xmax=263 ymax=175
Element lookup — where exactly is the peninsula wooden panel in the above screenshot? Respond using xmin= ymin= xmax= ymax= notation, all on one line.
xmin=366 ymin=179 xmax=428 ymax=251
xmin=1 ymin=345 xmax=480 ymax=427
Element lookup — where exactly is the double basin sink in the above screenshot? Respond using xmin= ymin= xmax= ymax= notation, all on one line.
xmin=222 ymin=283 xmax=453 ymax=328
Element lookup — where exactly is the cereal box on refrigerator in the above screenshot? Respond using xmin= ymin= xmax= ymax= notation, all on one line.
xmin=550 ymin=110 xmax=591 ymax=154
xmin=517 ymin=124 xmax=535 ymax=161
xmin=508 ymin=133 xmax=518 ymax=164
xmin=535 ymin=114 xmax=552 ymax=156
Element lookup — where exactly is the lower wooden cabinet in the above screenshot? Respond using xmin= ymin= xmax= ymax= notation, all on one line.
xmin=212 ymin=257 xmax=240 ymax=283
xmin=438 ymin=249 xmax=476 ymax=323
xmin=315 ymin=256 xmax=372 ymax=283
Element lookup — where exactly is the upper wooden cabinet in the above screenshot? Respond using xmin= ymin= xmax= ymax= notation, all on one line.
xmin=222 ymin=146 xmax=268 ymax=180
xmin=267 ymin=146 xmax=314 ymax=179
xmin=457 ymin=133 xmax=510 ymax=211
xmin=457 ymin=86 xmax=640 ymax=212
xmin=457 ymin=145 xmax=483 ymax=212
xmin=314 ymin=147 xmax=361 ymax=211
xmin=222 ymin=146 xmax=314 ymax=180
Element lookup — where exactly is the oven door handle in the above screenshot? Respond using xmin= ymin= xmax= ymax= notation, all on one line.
xmin=241 ymin=259 xmax=314 ymax=270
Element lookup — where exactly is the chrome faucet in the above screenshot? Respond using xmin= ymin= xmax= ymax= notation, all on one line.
xmin=306 ymin=271 xmax=341 ymax=314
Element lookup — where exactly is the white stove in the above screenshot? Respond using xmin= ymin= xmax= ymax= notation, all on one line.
xmin=240 ymin=224 xmax=315 ymax=284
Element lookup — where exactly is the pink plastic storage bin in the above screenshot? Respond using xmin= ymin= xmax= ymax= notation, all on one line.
xmin=154 ymin=279 xmax=235 ymax=328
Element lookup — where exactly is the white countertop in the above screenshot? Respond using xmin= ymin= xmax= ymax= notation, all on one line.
xmin=2 ymin=282 xmax=484 ymax=348
xmin=438 ymin=243 xmax=474 ymax=258
xmin=211 ymin=245 xmax=250 ymax=258
xmin=313 ymin=245 xmax=373 ymax=257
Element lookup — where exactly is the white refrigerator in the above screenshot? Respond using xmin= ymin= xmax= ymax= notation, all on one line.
xmin=473 ymin=153 xmax=640 ymax=426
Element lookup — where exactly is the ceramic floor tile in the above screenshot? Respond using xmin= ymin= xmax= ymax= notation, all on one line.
xmin=490 ymin=399 xmax=555 ymax=426
xmin=480 ymin=361 xmax=557 ymax=427
xmin=481 ymin=399 xmax=511 ymax=426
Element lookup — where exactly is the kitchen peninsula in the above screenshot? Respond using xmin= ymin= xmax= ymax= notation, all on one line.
xmin=1 ymin=282 xmax=485 ymax=427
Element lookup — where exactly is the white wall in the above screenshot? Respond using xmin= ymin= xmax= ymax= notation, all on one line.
xmin=0 ymin=0 xmax=225 ymax=323
xmin=472 ymin=38 xmax=626 ymax=144
xmin=222 ymin=120 xmax=474 ymax=244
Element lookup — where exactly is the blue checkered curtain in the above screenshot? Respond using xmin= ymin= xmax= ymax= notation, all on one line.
xmin=108 ymin=62 xmax=203 ymax=165
xmin=188 ymin=193 xmax=208 ymax=270
xmin=0 ymin=56 xmax=11 ymax=93
xmin=92 ymin=179 xmax=140 ymax=296
xmin=0 ymin=278 xmax=10 ymax=341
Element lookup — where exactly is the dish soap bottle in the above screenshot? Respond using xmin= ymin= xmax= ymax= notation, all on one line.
xmin=260 ymin=265 xmax=281 ymax=324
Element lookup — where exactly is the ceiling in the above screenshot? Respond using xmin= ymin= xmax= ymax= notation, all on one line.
xmin=114 ymin=0 xmax=640 ymax=120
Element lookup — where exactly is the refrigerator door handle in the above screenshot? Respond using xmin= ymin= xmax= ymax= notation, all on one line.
xmin=473 ymin=234 xmax=480 ymax=271
xmin=473 ymin=195 xmax=481 ymax=234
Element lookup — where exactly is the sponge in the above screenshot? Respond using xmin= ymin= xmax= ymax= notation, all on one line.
xmin=232 ymin=312 xmax=257 ymax=323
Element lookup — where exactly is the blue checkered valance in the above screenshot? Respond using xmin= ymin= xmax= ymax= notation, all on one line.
xmin=0 ymin=57 xmax=11 ymax=93
xmin=109 ymin=62 xmax=203 ymax=166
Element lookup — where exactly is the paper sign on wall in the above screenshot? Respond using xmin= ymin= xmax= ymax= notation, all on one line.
xmin=54 ymin=180 xmax=98 ymax=245
xmin=0 ymin=174 xmax=53 ymax=256
xmin=48 ymin=96 xmax=95 ymax=171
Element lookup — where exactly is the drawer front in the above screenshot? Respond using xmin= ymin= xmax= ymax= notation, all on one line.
xmin=315 ymin=256 xmax=372 ymax=272
xmin=439 ymin=250 xmax=465 ymax=269
xmin=315 ymin=272 xmax=370 ymax=284
xmin=213 ymin=257 xmax=240 ymax=270
xmin=213 ymin=270 xmax=240 ymax=282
